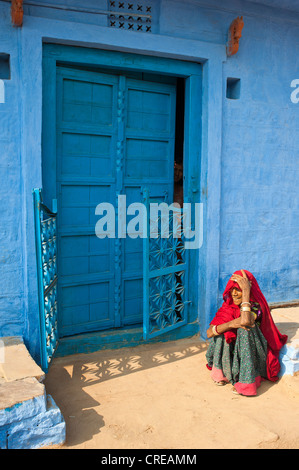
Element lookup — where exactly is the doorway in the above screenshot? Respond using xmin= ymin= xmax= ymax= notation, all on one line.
xmin=42 ymin=44 xmax=201 ymax=348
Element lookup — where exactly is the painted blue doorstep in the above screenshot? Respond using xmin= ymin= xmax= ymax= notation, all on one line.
xmin=0 ymin=394 xmax=65 ymax=450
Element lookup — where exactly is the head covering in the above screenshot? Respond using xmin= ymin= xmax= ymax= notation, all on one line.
xmin=210 ymin=269 xmax=288 ymax=381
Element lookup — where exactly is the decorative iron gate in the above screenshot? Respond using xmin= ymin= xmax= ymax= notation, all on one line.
xmin=33 ymin=188 xmax=58 ymax=372
xmin=142 ymin=188 xmax=191 ymax=340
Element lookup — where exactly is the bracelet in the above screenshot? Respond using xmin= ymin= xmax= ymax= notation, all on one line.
xmin=241 ymin=306 xmax=251 ymax=312
xmin=241 ymin=302 xmax=251 ymax=306
xmin=212 ymin=325 xmax=219 ymax=336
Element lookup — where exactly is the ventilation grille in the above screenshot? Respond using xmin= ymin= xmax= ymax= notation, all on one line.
xmin=108 ymin=0 xmax=155 ymax=33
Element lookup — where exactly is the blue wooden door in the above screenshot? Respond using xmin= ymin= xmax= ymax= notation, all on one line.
xmin=55 ymin=66 xmax=176 ymax=337
xmin=122 ymin=77 xmax=176 ymax=327
xmin=56 ymin=67 xmax=118 ymax=337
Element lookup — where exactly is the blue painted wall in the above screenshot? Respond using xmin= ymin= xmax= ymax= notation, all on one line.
xmin=219 ymin=12 xmax=299 ymax=302
xmin=0 ymin=0 xmax=298 ymax=360
xmin=0 ymin=8 xmax=25 ymax=336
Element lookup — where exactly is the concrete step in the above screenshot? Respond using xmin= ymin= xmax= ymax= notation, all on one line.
xmin=271 ymin=306 xmax=299 ymax=376
xmin=4 ymin=394 xmax=65 ymax=449
xmin=0 ymin=381 xmax=65 ymax=449
xmin=0 ymin=378 xmax=46 ymax=427
xmin=271 ymin=306 xmax=299 ymax=342
xmin=0 ymin=336 xmax=65 ymax=449
xmin=0 ymin=337 xmax=45 ymax=383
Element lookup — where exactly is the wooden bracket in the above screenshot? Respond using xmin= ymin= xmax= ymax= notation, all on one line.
xmin=11 ymin=0 xmax=23 ymax=27
xmin=227 ymin=16 xmax=244 ymax=57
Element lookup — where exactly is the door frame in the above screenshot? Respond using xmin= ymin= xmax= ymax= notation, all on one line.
xmin=42 ymin=43 xmax=202 ymax=352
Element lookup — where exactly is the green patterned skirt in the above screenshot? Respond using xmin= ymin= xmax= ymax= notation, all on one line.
xmin=206 ymin=325 xmax=268 ymax=396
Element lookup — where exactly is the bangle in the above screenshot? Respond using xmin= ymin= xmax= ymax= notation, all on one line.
xmin=212 ymin=325 xmax=219 ymax=336
xmin=241 ymin=306 xmax=251 ymax=312
xmin=241 ymin=302 xmax=251 ymax=306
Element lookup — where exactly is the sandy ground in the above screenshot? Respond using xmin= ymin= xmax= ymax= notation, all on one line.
xmin=44 ymin=326 xmax=299 ymax=449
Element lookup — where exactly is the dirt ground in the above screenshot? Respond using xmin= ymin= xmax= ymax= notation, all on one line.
xmin=44 ymin=333 xmax=299 ymax=449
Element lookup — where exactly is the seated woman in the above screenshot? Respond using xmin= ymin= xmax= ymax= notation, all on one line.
xmin=206 ymin=269 xmax=288 ymax=396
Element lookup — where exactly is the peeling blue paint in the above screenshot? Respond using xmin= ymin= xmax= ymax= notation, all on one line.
xmin=4 ymin=402 xmax=22 ymax=412
xmin=0 ymin=394 xmax=65 ymax=449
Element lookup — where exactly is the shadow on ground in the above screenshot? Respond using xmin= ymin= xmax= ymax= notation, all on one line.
xmin=44 ymin=338 xmax=207 ymax=447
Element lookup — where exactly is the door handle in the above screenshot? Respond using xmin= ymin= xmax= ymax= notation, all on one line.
xmin=190 ymin=175 xmax=198 ymax=194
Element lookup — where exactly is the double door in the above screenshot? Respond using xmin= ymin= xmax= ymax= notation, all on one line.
xmin=56 ymin=66 xmax=177 ymax=337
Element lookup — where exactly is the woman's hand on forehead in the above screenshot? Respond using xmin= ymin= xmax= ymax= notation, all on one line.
xmin=230 ymin=270 xmax=252 ymax=290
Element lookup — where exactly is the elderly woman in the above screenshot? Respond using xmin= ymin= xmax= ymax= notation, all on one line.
xmin=206 ymin=270 xmax=287 ymax=396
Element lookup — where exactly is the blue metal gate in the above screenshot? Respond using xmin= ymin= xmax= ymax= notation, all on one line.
xmin=142 ymin=188 xmax=190 ymax=340
xmin=33 ymin=188 xmax=58 ymax=372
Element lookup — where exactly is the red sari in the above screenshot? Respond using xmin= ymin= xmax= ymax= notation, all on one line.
xmin=209 ymin=270 xmax=288 ymax=382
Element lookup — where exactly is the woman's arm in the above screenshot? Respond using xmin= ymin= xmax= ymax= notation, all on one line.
xmin=230 ymin=270 xmax=254 ymax=328
xmin=206 ymin=317 xmax=246 ymax=338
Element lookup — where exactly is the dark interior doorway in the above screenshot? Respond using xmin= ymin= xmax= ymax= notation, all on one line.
xmin=174 ymin=77 xmax=185 ymax=207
